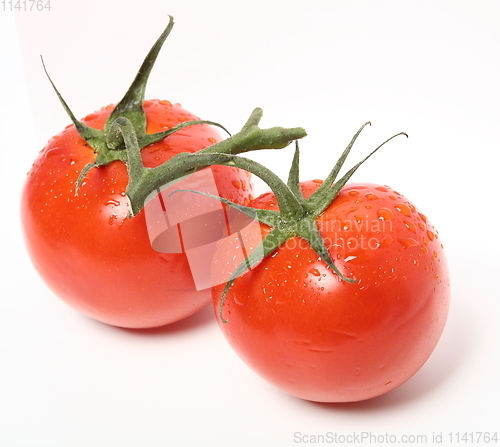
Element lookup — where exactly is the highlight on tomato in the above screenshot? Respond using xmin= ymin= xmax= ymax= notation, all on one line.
xmin=21 ymin=16 xmax=306 ymax=329
xmin=206 ymin=123 xmax=450 ymax=403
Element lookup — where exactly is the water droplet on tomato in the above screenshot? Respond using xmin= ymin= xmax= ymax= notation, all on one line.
xmin=377 ymin=208 xmax=394 ymax=221
xmin=427 ymin=230 xmax=435 ymax=241
xmin=309 ymin=268 xmax=321 ymax=277
xmin=418 ymin=212 xmax=428 ymax=222
xmin=231 ymin=179 xmax=241 ymax=189
xmin=375 ymin=186 xmax=388 ymax=192
xmin=395 ymin=204 xmax=412 ymax=216
xmin=348 ymin=190 xmax=359 ymax=196
xmin=365 ymin=193 xmax=379 ymax=200
xmin=105 ymin=199 xmax=121 ymax=207
xmin=397 ymin=238 xmax=420 ymax=249
xmin=404 ymin=220 xmax=417 ymax=233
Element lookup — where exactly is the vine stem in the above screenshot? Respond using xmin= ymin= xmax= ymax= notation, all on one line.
xmin=118 ymin=108 xmax=307 ymax=216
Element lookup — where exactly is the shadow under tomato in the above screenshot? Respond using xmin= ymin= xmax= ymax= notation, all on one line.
xmin=113 ymin=304 xmax=216 ymax=337
xmin=301 ymin=293 xmax=474 ymax=412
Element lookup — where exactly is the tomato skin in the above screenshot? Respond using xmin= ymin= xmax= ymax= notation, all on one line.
xmin=212 ymin=180 xmax=449 ymax=402
xmin=22 ymin=99 xmax=253 ymax=328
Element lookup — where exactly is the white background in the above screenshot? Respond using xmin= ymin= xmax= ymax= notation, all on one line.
xmin=1 ymin=1 xmax=499 ymax=446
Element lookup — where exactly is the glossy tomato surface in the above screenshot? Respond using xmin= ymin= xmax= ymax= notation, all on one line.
xmin=22 ymin=99 xmax=253 ymax=328
xmin=213 ymin=180 xmax=449 ymax=402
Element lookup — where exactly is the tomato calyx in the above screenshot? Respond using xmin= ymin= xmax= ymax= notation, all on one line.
xmin=42 ymin=16 xmax=226 ymax=194
xmin=42 ymin=15 xmax=307 ymax=215
xmin=179 ymin=123 xmax=407 ymax=323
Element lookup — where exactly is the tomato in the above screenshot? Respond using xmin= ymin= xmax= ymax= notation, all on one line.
xmin=20 ymin=17 xmax=309 ymax=329
xmin=20 ymin=17 xmax=263 ymax=328
xmin=22 ymin=99 xmax=253 ymax=328
xmin=211 ymin=132 xmax=450 ymax=402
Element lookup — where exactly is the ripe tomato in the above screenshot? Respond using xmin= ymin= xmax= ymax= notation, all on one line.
xmin=20 ymin=16 xmax=307 ymax=329
xmin=212 ymin=178 xmax=449 ymax=402
xmin=22 ymin=99 xmax=253 ymax=328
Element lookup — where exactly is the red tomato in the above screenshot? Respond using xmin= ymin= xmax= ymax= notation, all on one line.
xmin=22 ymin=99 xmax=253 ymax=328
xmin=212 ymin=180 xmax=449 ymax=402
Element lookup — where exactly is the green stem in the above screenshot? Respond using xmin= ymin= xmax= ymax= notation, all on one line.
xmin=104 ymin=16 xmax=175 ymax=135
xmin=121 ymin=108 xmax=307 ymax=216
xmin=198 ymin=108 xmax=305 ymax=155
xmin=218 ymin=227 xmax=291 ymax=323
xmin=107 ymin=117 xmax=143 ymax=180
xmin=305 ymin=121 xmax=371 ymax=211
xmin=307 ymin=131 xmax=408 ymax=218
